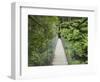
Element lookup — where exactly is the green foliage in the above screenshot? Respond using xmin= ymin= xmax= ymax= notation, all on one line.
xmin=28 ymin=15 xmax=58 ymax=66
xmin=60 ymin=17 xmax=88 ymax=64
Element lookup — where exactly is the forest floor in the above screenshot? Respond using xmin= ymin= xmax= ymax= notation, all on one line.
xmin=52 ymin=38 xmax=68 ymax=65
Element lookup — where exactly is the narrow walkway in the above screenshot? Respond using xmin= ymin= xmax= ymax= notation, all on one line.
xmin=52 ymin=38 xmax=68 ymax=65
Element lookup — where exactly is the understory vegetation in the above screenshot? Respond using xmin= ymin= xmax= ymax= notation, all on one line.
xmin=60 ymin=17 xmax=88 ymax=64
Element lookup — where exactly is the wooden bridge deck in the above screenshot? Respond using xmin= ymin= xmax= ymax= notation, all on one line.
xmin=52 ymin=39 xmax=68 ymax=65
